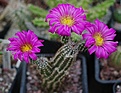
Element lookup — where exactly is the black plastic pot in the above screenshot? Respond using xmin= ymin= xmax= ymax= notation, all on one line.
xmin=113 ymin=82 xmax=121 ymax=93
xmin=8 ymin=62 xmax=27 ymax=93
xmin=38 ymin=37 xmax=62 ymax=54
xmin=36 ymin=54 xmax=88 ymax=93
xmin=95 ymin=57 xmax=121 ymax=93
xmin=108 ymin=18 xmax=121 ymax=41
xmin=108 ymin=6 xmax=121 ymax=41
xmin=79 ymin=54 xmax=88 ymax=93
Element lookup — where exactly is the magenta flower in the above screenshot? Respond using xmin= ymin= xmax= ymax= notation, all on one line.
xmin=7 ymin=30 xmax=44 ymax=63
xmin=46 ymin=4 xmax=87 ymax=36
xmin=83 ymin=19 xmax=118 ymax=59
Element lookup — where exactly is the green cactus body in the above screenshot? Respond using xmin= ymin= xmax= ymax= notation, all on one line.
xmin=113 ymin=8 xmax=121 ymax=23
xmin=108 ymin=46 xmax=121 ymax=70
xmin=33 ymin=42 xmax=85 ymax=92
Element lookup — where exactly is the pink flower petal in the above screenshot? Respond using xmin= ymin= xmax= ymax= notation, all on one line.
xmin=85 ymin=38 xmax=95 ymax=47
xmin=29 ymin=53 xmax=37 ymax=60
xmin=23 ymin=52 xmax=29 ymax=63
xmin=88 ymin=45 xmax=96 ymax=54
xmin=82 ymin=33 xmax=92 ymax=40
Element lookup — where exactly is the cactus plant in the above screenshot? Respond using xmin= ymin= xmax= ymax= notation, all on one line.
xmin=32 ymin=38 xmax=86 ymax=92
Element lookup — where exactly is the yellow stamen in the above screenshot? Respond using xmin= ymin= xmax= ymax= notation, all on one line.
xmin=60 ymin=16 xmax=74 ymax=26
xmin=93 ymin=33 xmax=104 ymax=46
xmin=21 ymin=44 xmax=32 ymax=52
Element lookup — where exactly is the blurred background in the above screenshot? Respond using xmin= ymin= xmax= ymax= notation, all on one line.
xmin=0 ymin=0 xmax=121 ymax=93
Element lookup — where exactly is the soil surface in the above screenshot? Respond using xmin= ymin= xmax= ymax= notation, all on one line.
xmin=0 ymin=68 xmax=16 ymax=93
xmin=100 ymin=59 xmax=121 ymax=93
xmin=27 ymin=58 xmax=83 ymax=93
xmin=100 ymin=59 xmax=121 ymax=80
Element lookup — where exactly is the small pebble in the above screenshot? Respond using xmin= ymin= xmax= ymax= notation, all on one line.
xmin=100 ymin=59 xmax=121 ymax=81
xmin=79 ymin=90 xmax=83 ymax=93
xmin=0 ymin=68 xmax=16 ymax=93
xmin=0 ymin=78 xmax=3 ymax=82
xmin=27 ymin=76 xmax=32 ymax=80
xmin=27 ymin=71 xmax=30 ymax=76
xmin=113 ymin=71 xmax=119 ymax=77
xmin=37 ymin=90 xmax=41 ymax=93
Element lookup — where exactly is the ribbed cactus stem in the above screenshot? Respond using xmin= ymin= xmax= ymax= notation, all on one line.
xmin=32 ymin=42 xmax=86 ymax=92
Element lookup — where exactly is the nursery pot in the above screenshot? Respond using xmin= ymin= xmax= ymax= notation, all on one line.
xmin=95 ymin=57 xmax=121 ymax=93
xmin=38 ymin=37 xmax=62 ymax=54
xmin=79 ymin=54 xmax=88 ymax=93
xmin=8 ymin=62 xmax=27 ymax=93
xmin=26 ymin=53 xmax=88 ymax=93
xmin=113 ymin=82 xmax=121 ymax=93
xmin=109 ymin=6 xmax=121 ymax=41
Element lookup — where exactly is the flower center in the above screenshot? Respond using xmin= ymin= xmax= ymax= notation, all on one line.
xmin=60 ymin=16 xmax=74 ymax=26
xmin=21 ymin=44 xmax=32 ymax=52
xmin=93 ymin=33 xmax=104 ymax=46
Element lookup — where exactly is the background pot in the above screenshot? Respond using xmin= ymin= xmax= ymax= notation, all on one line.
xmin=108 ymin=5 xmax=121 ymax=41
xmin=38 ymin=37 xmax=62 ymax=54
xmin=113 ymin=82 xmax=121 ymax=93
xmin=26 ymin=53 xmax=88 ymax=93
xmin=8 ymin=62 xmax=27 ymax=93
xmin=94 ymin=57 xmax=121 ymax=93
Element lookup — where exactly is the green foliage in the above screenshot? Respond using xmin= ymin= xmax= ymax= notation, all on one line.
xmin=49 ymin=33 xmax=60 ymax=40
xmin=32 ymin=18 xmax=48 ymax=27
xmin=27 ymin=4 xmax=48 ymax=18
xmin=86 ymin=0 xmax=115 ymax=21
xmin=27 ymin=4 xmax=49 ymax=29
xmin=71 ymin=32 xmax=82 ymax=42
xmin=45 ymin=0 xmax=65 ymax=8
xmin=49 ymin=32 xmax=82 ymax=43
xmin=65 ymin=0 xmax=93 ymax=8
